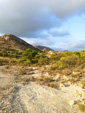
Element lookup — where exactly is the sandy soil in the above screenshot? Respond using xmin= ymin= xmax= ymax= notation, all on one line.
xmin=0 ymin=66 xmax=84 ymax=113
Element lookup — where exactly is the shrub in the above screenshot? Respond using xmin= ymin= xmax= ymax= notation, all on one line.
xmin=80 ymin=50 xmax=85 ymax=58
xmin=72 ymin=51 xmax=80 ymax=57
xmin=50 ymin=52 xmax=65 ymax=60
xmin=64 ymin=51 xmax=72 ymax=56
xmin=35 ymin=53 xmax=49 ymax=65
xmin=22 ymin=48 xmax=37 ymax=60
xmin=50 ymin=53 xmax=57 ymax=60
xmin=18 ymin=57 xmax=31 ymax=64
xmin=2 ymin=51 xmax=8 ymax=57
xmin=58 ymin=61 xmax=67 ymax=69
xmin=78 ymin=104 xmax=85 ymax=112
xmin=43 ymin=76 xmax=52 ymax=82
xmin=38 ymin=57 xmax=49 ymax=65
xmin=58 ymin=55 xmax=79 ymax=68
xmin=81 ymin=80 xmax=85 ymax=88
xmin=50 ymin=65 xmax=58 ymax=70
xmin=19 ymin=48 xmax=38 ymax=64
xmin=0 ymin=51 xmax=3 ymax=56
xmin=49 ymin=82 xmax=56 ymax=88
xmin=13 ymin=52 xmax=18 ymax=58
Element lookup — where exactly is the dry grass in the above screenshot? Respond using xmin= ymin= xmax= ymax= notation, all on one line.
xmin=22 ymin=78 xmax=30 ymax=85
xmin=61 ymin=68 xmax=72 ymax=75
xmin=70 ymin=74 xmax=80 ymax=79
xmin=17 ymin=67 xmax=26 ymax=75
xmin=69 ymin=78 xmax=75 ymax=84
xmin=80 ymin=80 xmax=85 ymax=88
xmin=1 ymin=85 xmax=11 ymax=90
xmin=43 ymin=76 xmax=52 ymax=82
xmin=0 ymin=94 xmax=4 ymax=99
xmin=5 ymin=65 xmax=10 ymax=69
xmin=0 ymin=57 xmax=17 ymax=66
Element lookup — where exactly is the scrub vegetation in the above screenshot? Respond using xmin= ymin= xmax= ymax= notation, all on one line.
xmin=1 ymin=48 xmax=85 ymax=69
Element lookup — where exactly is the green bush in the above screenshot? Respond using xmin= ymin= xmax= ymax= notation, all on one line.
xmin=22 ymin=48 xmax=37 ymax=60
xmin=58 ymin=55 xmax=79 ymax=69
xmin=38 ymin=57 xmax=49 ymax=65
xmin=0 ymin=51 xmax=3 ymax=56
xmin=13 ymin=52 xmax=18 ymax=58
xmin=72 ymin=51 xmax=80 ymax=57
xmin=80 ymin=50 xmax=85 ymax=58
xmin=50 ymin=52 xmax=65 ymax=61
xmin=19 ymin=48 xmax=38 ymax=64
xmin=43 ymin=76 xmax=51 ymax=82
xmin=35 ymin=53 xmax=49 ymax=65
xmin=18 ymin=57 xmax=31 ymax=63
xmin=64 ymin=51 xmax=72 ymax=56
xmin=2 ymin=51 xmax=8 ymax=57
xmin=50 ymin=65 xmax=57 ymax=70
xmin=78 ymin=104 xmax=85 ymax=112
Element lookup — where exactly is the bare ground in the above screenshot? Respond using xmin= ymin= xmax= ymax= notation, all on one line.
xmin=0 ymin=66 xmax=84 ymax=113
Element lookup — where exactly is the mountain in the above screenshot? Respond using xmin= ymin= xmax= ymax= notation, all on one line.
xmin=35 ymin=45 xmax=53 ymax=51
xmin=0 ymin=34 xmax=38 ymax=51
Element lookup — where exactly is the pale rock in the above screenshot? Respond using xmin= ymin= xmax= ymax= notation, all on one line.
xmin=63 ymin=75 xmax=69 ymax=80
xmin=69 ymin=100 xmax=76 ymax=107
xmin=53 ymin=74 xmax=60 ymax=80
xmin=60 ymin=83 xmax=65 ymax=87
xmin=72 ymin=71 xmax=80 ymax=75
xmin=44 ymin=72 xmax=50 ymax=77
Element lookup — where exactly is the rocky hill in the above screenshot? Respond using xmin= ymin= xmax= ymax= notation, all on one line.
xmin=0 ymin=34 xmax=38 ymax=52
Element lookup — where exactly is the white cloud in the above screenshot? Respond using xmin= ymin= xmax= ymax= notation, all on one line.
xmin=67 ymin=40 xmax=85 ymax=51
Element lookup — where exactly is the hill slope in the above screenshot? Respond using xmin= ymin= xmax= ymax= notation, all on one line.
xmin=0 ymin=34 xmax=38 ymax=51
xmin=35 ymin=45 xmax=53 ymax=51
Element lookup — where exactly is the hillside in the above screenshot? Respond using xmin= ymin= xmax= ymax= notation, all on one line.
xmin=35 ymin=45 xmax=53 ymax=51
xmin=0 ymin=34 xmax=38 ymax=52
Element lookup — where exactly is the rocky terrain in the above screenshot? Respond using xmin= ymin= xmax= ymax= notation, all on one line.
xmin=0 ymin=65 xmax=85 ymax=113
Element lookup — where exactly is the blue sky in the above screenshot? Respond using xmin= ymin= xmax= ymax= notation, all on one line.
xmin=0 ymin=0 xmax=85 ymax=51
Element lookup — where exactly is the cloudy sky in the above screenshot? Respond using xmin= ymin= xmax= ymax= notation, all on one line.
xmin=0 ymin=0 xmax=85 ymax=51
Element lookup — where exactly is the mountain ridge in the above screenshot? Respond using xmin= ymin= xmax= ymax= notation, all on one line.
xmin=35 ymin=45 xmax=53 ymax=51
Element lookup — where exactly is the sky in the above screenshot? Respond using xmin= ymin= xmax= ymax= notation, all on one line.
xmin=0 ymin=0 xmax=85 ymax=51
